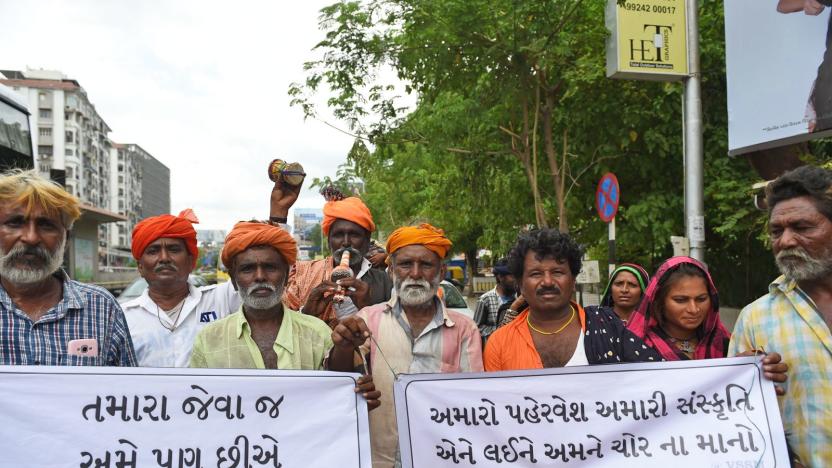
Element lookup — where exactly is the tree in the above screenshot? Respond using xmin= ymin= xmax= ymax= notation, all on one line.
xmin=293 ymin=0 xmax=832 ymax=306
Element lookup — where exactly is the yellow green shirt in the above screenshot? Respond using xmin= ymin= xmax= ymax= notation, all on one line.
xmin=189 ymin=307 xmax=333 ymax=370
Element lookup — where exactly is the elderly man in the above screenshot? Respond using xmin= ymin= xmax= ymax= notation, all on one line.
xmin=189 ymin=222 xmax=379 ymax=407
xmin=474 ymin=257 xmax=516 ymax=343
xmin=271 ymin=184 xmax=392 ymax=327
xmin=122 ymin=209 xmax=240 ymax=367
xmin=0 ymin=170 xmax=136 ymax=366
xmin=329 ymin=223 xmax=483 ymax=467
xmin=729 ymin=165 xmax=832 ymax=467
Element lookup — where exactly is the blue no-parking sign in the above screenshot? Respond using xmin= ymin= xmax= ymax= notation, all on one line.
xmin=595 ymin=173 xmax=620 ymax=223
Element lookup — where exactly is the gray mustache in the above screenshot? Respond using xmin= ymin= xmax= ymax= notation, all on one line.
xmin=246 ymin=282 xmax=277 ymax=294
xmin=154 ymin=263 xmax=179 ymax=273
xmin=4 ymin=244 xmax=50 ymax=264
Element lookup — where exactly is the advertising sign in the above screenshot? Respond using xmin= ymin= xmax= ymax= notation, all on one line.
xmin=725 ymin=1 xmax=832 ymax=154
xmin=606 ymin=0 xmax=689 ymax=81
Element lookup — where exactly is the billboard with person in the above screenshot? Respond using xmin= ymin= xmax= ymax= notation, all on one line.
xmin=725 ymin=0 xmax=832 ymax=154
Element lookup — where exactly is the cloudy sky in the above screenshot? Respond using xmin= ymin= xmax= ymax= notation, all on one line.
xmin=1 ymin=1 xmax=367 ymax=231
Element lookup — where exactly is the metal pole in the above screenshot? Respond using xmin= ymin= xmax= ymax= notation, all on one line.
xmin=684 ymin=0 xmax=705 ymax=262
xmin=608 ymin=217 xmax=616 ymax=275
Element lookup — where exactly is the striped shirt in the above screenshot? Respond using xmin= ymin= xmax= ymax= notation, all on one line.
xmin=0 ymin=271 xmax=137 ymax=366
xmin=358 ymin=296 xmax=483 ymax=468
xmin=728 ymin=275 xmax=832 ymax=467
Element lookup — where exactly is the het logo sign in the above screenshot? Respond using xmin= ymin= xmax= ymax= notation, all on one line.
xmin=629 ymin=24 xmax=674 ymax=64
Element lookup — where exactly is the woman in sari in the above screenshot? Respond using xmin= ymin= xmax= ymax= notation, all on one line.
xmin=627 ymin=256 xmax=729 ymax=360
xmin=586 ymin=263 xmax=650 ymax=326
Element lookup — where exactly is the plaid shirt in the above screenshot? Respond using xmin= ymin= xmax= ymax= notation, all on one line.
xmin=0 ymin=271 xmax=137 ymax=366
xmin=474 ymin=287 xmax=512 ymax=341
xmin=728 ymin=275 xmax=832 ymax=467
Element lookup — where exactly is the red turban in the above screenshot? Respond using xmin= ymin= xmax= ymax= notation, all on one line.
xmin=386 ymin=223 xmax=453 ymax=261
xmin=221 ymin=221 xmax=297 ymax=269
xmin=321 ymin=197 xmax=375 ymax=236
xmin=131 ymin=209 xmax=199 ymax=268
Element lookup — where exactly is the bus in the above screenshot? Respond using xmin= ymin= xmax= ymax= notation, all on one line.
xmin=0 ymin=83 xmax=34 ymax=171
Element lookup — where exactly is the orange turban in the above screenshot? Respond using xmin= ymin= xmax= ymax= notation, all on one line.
xmin=131 ymin=209 xmax=199 ymax=267
xmin=221 ymin=221 xmax=297 ymax=269
xmin=321 ymin=197 xmax=375 ymax=237
xmin=386 ymin=223 xmax=453 ymax=261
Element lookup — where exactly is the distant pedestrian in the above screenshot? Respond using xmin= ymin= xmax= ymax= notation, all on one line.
xmin=0 ymin=170 xmax=136 ymax=366
xmin=474 ymin=257 xmax=516 ymax=343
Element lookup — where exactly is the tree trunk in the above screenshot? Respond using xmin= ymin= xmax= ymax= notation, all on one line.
xmin=541 ymin=90 xmax=568 ymax=231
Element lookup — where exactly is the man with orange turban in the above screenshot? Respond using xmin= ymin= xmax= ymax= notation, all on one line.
xmin=271 ymin=184 xmax=392 ymax=328
xmin=189 ymin=221 xmax=380 ymax=411
xmin=123 ymin=209 xmax=240 ymax=367
xmin=329 ymin=223 xmax=483 ymax=467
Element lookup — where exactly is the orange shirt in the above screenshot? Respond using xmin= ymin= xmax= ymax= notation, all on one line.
xmin=484 ymin=303 xmax=586 ymax=371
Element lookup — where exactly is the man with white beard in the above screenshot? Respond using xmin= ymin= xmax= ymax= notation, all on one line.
xmin=0 ymin=170 xmax=136 ymax=366
xmin=329 ymin=224 xmax=483 ymax=468
xmin=729 ymin=165 xmax=832 ymax=467
xmin=189 ymin=221 xmax=337 ymax=370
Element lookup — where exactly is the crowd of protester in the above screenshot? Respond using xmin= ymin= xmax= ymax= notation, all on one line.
xmin=0 ymin=164 xmax=829 ymax=467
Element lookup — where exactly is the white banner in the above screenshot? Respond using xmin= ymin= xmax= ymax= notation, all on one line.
xmin=0 ymin=366 xmax=371 ymax=468
xmin=394 ymin=357 xmax=789 ymax=467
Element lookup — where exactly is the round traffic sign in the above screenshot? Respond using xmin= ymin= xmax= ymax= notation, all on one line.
xmin=595 ymin=173 xmax=620 ymax=223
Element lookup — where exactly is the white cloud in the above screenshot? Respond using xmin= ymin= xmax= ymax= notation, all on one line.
xmin=1 ymin=0 xmax=358 ymax=229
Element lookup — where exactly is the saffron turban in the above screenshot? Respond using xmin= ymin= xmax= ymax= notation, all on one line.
xmin=321 ymin=197 xmax=375 ymax=237
xmin=221 ymin=221 xmax=298 ymax=269
xmin=131 ymin=209 xmax=199 ymax=267
xmin=386 ymin=223 xmax=453 ymax=261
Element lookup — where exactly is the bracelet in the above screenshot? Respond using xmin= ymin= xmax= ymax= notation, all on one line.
xmin=270 ymin=216 xmax=288 ymax=224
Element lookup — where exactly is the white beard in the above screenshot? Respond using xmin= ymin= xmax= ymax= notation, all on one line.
xmin=239 ymin=282 xmax=284 ymax=310
xmin=0 ymin=236 xmax=66 ymax=284
xmin=395 ymin=274 xmax=441 ymax=307
xmin=776 ymin=246 xmax=832 ymax=282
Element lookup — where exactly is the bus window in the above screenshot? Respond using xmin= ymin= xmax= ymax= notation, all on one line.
xmin=0 ymin=84 xmax=34 ymax=171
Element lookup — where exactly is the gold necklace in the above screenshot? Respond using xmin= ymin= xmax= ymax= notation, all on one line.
xmin=527 ymin=305 xmax=576 ymax=335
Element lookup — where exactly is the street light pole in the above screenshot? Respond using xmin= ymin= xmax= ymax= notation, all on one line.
xmin=684 ymin=0 xmax=705 ymax=262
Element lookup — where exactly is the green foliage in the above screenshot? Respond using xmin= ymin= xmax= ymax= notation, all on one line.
xmin=293 ymin=0 xmax=830 ymax=305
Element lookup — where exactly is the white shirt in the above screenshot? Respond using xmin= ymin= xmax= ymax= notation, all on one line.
xmin=123 ymin=281 xmax=240 ymax=367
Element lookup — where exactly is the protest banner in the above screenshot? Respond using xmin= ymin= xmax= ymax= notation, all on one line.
xmin=394 ymin=356 xmax=788 ymax=467
xmin=0 ymin=366 xmax=371 ymax=468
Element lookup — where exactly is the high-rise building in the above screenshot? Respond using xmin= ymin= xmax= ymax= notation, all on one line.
xmin=108 ymin=143 xmax=143 ymax=250
xmin=137 ymin=146 xmax=170 ymax=219
xmin=107 ymin=143 xmax=169 ymax=254
xmin=0 ymin=68 xmax=111 ymax=207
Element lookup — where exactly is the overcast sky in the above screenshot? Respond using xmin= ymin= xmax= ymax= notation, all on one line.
xmin=1 ymin=0 xmax=363 ymax=231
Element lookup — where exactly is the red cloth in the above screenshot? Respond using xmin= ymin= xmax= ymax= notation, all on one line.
xmin=221 ymin=221 xmax=297 ymax=269
xmin=321 ymin=197 xmax=375 ymax=236
xmin=386 ymin=223 xmax=452 ymax=260
xmin=627 ymin=256 xmax=731 ymax=361
xmin=131 ymin=209 xmax=199 ymax=267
